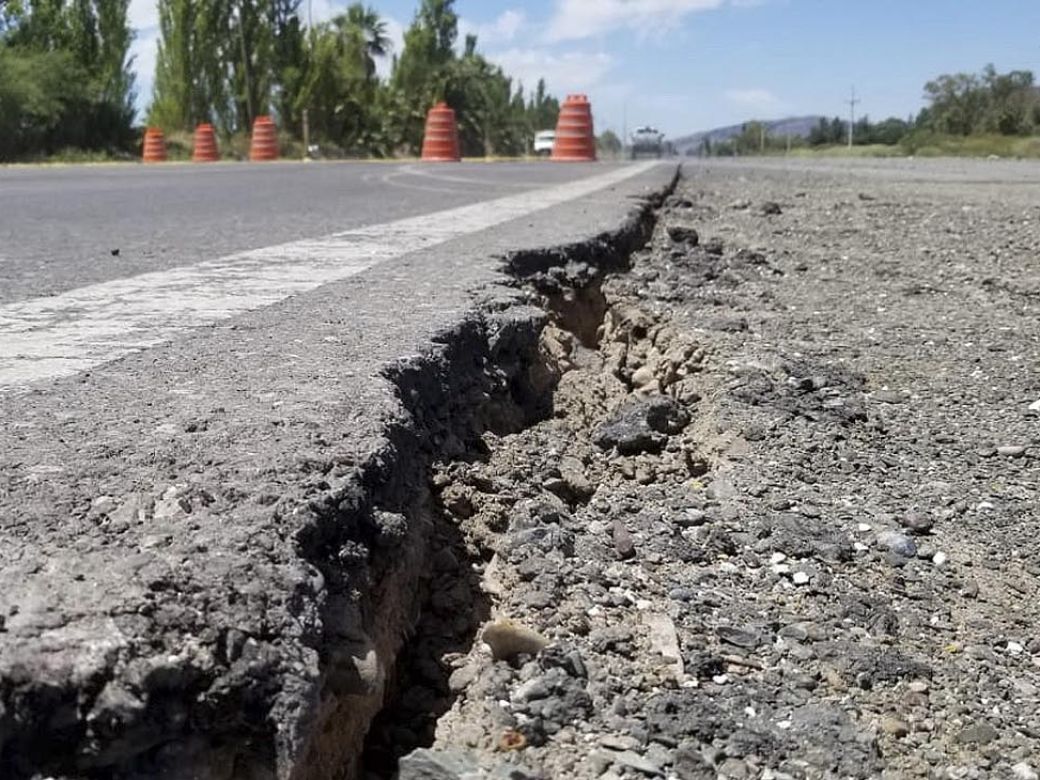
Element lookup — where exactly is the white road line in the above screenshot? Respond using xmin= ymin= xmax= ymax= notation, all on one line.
xmin=0 ymin=162 xmax=659 ymax=389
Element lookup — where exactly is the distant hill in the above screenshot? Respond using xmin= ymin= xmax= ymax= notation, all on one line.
xmin=671 ymin=116 xmax=824 ymax=154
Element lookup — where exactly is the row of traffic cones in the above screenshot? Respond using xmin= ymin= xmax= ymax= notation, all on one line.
xmin=143 ymin=95 xmax=599 ymax=163
xmin=419 ymin=94 xmax=597 ymax=162
xmin=142 ymin=116 xmax=279 ymax=163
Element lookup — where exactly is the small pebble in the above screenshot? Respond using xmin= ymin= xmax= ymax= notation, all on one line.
xmin=902 ymin=511 xmax=934 ymax=535
xmin=613 ymin=519 xmax=637 ymax=560
xmin=877 ymin=530 xmax=917 ymax=558
xmin=955 ymin=722 xmax=999 ymax=744
xmin=482 ymin=620 xmax=549 ymax=662
xmin=792 ymin=571 xmax=810 ymax=586
xmin=881 ymin=716 xmax=910 ymax=738
xmin=997 ymin=445 xmax=1027 ymax=457
xmin=1013 ymin=762 xmax=1039 ymax=780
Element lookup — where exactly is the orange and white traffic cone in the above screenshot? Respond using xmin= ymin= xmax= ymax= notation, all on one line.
xmin=141 ymin=127 xmax=167 ymax=163
xmin=421 ymin=103 xmax=462 ymax=162
xmin=249 ymin=116 xmax=279 ymax=162
xmin=192 ymin=123 xmax=219 ymax=162
xmin=552 ymin=95 xmax=597 ymax=162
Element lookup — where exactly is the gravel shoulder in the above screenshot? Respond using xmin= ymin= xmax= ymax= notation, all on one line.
xmin=402 ymin=159 xmax=1040 ymax=780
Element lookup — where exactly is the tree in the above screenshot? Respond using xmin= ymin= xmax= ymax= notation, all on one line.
xmin=292 ymin=4 xmax=394 ymax=152
xmin=920 ymin=64 xmax=1039 ymax=137
xmin=527 ymin=78 xmax=558 ymax=130
xmin=391 ymin=0 xmax=458 ymax=151
xmin=1 ymin=0 xmax=135 ymax=155
xmin=270 ymin=0 xmax=305 ymax=134
xmin=337 ymin=3 xmax=387 ymax=79
xmin=597 ymin=129 xmax=621 ymax=156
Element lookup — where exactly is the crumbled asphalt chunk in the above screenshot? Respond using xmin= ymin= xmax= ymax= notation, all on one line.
xmin=593 ymin=396 xmax=690 ymax=454
xmin=666 ymin=225 xmax=699 ymax=245
xmin=398 ymin=749 xmax=483 ymax=780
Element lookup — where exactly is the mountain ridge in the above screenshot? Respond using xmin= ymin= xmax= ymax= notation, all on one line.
xmin=671 ymin=115 xmax=824 ymax=153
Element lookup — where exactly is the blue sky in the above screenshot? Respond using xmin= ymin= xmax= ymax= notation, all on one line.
xmin=129 ymin=0 xmax=1040 ymax=137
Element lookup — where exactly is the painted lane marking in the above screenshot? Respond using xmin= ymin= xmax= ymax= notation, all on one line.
xmin=0 ymin=162 xmax=660 ymax=389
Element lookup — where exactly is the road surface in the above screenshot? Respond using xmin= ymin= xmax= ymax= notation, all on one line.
xmin=0 ymin=161 xmax=661 ymax=388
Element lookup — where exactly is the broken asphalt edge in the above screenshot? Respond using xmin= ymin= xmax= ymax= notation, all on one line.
xmin=0 ymin=164 xmax=680 ymax=780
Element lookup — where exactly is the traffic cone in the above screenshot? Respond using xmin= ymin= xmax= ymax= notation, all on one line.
xmin=249 ymin=116 xmax=279 ymax=161
xmin=421 ymin=102 xmax=461 ymax=162
xmin=552 ymin=94 xmax=597 ymax=162
xmin=141 ymin=127 xmax=167 ymax=163
xmin=192 ymin=123 xmax=219 ymax=162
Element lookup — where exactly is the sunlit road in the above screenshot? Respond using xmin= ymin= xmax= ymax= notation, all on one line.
xmin=0 ymin=160 xmax=638 ymax=304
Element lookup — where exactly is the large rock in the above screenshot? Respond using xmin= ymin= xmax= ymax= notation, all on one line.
xmin=593 ymin=396 xmax=689 ymax=454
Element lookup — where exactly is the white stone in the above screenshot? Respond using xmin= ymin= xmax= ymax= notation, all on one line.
xmin=792 ymin=571 xmax=811 ymax=586
xmin=932 ymin=551 xmax=949 ymax=566
xmin=1013 ymin=762 xmax=1039 ymax=780
xmin=643 ymin=613 xmax=685 ymax=680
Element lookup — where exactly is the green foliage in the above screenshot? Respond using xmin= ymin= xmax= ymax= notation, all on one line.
xmin=528 ymin=78 xmax=559 ymax=131
xmin=2 ymin=0 xmax=560 ymax=160
xmin=899 ymin=131 xmax=1040 ymax=159
xmin=597 ymin=129 xmax=621 ymax=155
xmin=294 ymin=5 xmax=389 ymax=153
xmin=922 ymin=64 xmax=1039 ymax=136
xmin=0 ymin=0 xmax=135 ymax=160
xmin=807 ymin=115 xmax=911 ymax=148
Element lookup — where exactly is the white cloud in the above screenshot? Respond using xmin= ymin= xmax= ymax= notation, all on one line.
xmin=546 ymin=0 xmax=731 ymax=42
xmin=374 ymin=15 xmax=405 ymax=79
xmin=724 ymin=87 xmax=785 ymax=113
xmin=128 ymin=0 xmax=158 ymax=30
xmin=129 ymin=27 xmax=159 ymax=116
xmin=489 ymin=48 xmax=613 ymax=95
xmin=479 ymin=9 xmax=526 ymax=44
xmin=127 ymin=0 xmax=159 ymax=117
xmin=459 ymin=9 xmax=526 ymax=55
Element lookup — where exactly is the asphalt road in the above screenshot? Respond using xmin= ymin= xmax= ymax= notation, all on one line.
xmin=0 ymin=160 xmax=666 ymax=389
xmin=0 ymin=160 xmax=627 ymax=304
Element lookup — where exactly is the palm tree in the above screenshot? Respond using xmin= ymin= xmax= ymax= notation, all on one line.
xmin=331 ymin=3 xmax=389 ymax=80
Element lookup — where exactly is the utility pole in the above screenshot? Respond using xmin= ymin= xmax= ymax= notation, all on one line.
xmin=847 ymin=86 xmax=860 ymax=149
xmin=303 ymin=0 xmax=312 ymax=159
xmin=621 ymin=102 xmax=628 ymax=159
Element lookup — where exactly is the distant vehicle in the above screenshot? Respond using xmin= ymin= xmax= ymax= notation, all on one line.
xmin=533 ymin=129 xmax=556 ymax=156
xmin=629 ymin=126 xmax=665 ymax=159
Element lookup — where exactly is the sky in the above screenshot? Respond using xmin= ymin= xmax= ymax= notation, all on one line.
xmin=128 ymin=0 xmax=1040 ymax=138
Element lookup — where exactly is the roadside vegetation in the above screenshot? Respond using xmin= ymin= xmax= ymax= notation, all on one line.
xmin=702 ymin=64 xmax=1040 ymax=160
xmin=0 ymin=0 xmax=559 ymax=162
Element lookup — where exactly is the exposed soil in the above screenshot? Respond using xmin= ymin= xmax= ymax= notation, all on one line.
xmin=388 ymin=162 xmax=1040 ymax=780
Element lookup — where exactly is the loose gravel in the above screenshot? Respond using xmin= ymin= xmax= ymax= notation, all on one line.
xmin=384 ymin=160 xmax=1040 ymax=780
